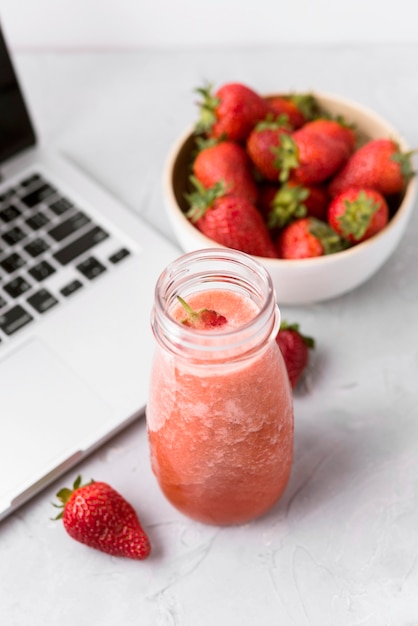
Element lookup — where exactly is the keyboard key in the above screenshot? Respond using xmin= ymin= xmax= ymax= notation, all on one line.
xmin=0 ymin=304 xmax=33 ymax=335
xmin=54 ymin=226 xmax=109 ymax=265
xmin=2 ymin=226 xmax=27 ymax=246
xmin=0 ymin=204 xmax=21 ymax=223
xmin=27 ymin=288 xmax=58 ymax=314
xmin=109 ymin=248 xmax=131 ymax=264
xmin=26 ymin=211 xmax=50 ymax=231
xmin=60 ymin=279 xmax=83 ymax=297
xmin=20 ymin=173 xmax=42 ymax=187
xmin=24 ymin=237 xmax=50 ymax=258
xmin=4 ymin=276 xmax=31 ymax=298
xmin=28 ymin=260 xmax=56 ymax=282
xmin=49 ymin=197 xmax=73 ymax=216
xmin=0 ymin=295 xmax=7 ymax=309
xmin=48 ymin=211 xmax=90 ymax=242
xmin=76 ymin=256 xmax=107 ymax=280
xmin=20 ymin=183 xmax=56 ymax=208
xmin=0 ymin=189 xmax=17 ymax=204
xmin=1 ymin=253 xmax=26 ymax=274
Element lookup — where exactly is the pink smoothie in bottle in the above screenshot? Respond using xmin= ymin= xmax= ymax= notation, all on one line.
xmin=147 ymin=272 xmax=293 ymax=525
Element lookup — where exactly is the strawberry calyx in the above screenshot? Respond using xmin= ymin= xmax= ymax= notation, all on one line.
xmin=316 ymin=111 xmax=356 ymax=130
xmin=194 ymin=84 xmax=221 ymax=135
xmin=185 ymin=176 xmax=226 ymax=222
xmin=273 ymin=134 xmax=299 ymax=183
xmin=391 ymin=147 xmax=417 ymax=182
xmin=288 ymin=93 xmax=319 ymax=121
xmin=254 ymin=113 xmax=290 ymax=132
xmin=308 ymin=217 xmax=349 ymax=255
xmin=51 ymin=475 xmax=93 ymax=520
xmin=268 ymin=183 xmax=309 ymax=229
xmin=194 ymin=135 xmax=223 ymax=153
xmin=280 ymin=320 xmax=315 ymax=349
xmin=338 ymin=189 xmax=381 ymax=241
xmin=177 ymin=296 xmax=227 ymax=329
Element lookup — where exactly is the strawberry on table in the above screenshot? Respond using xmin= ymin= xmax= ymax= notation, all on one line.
xmin=327 ymin=187 xmax=389 ymax=244
xmin=193 ymin=140 xmax=258 ymax=203
xmin=265 ymin=93 xmax=319 ymax=129
xmin=328 ymin=138 xmax=415 ymax=197
xmin=53 ymin=475 xmax=151 ymax=560
xmin=186 ymin=176 xmax=278 ymax=258
xmin=276 ymin=216 xmax=347 ymax=259
xmin=195 ymin=82 xmax=270 ymax=142
xmin=246 ymin=114 xmax=291 ymax=181
xmin=276 ymin=321 xmax=315 ymax=388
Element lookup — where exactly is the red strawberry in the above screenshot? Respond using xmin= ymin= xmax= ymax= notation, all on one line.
xmin=193 ymin=140 xmax=258 ymax=203
xmin=177 ymin=296 xmax=227 ymax=329
xmin=257 ymin=182 xmax=280 ymax=221
xmin=297 ymin=182 xmax=329 ymax=221
xmin=195 ymin=82 xmax=269 ymax=142
xmin=268 ymin=181 xmax=329 ymax=229
xmin=276 ymin=321 xmax=315 ymax=388
xmin=327 ymin=187 xmax=389 ymax=244
xmin=276 ymin=125 xmax=350 ymax=185
xmin=186 ymin=177 xmax=278 ymax=258
xmin=328 ymin=138 xmax=415 ymax=197
xmin=265 ymin=93 xmax=318 ymax=129
xmin=301 ymin=118 xmax=356 ymax=158
xmin=53 ymin=476 xmax=151 ymax=560
xmin=276 ymin=216 xmax=347 ymax=259
xmin=246 ymin=115 xmax=291 ymax=181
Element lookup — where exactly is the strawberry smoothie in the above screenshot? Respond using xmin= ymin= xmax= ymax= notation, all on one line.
xmin=147 ymin=288 xmax=293 ymax=525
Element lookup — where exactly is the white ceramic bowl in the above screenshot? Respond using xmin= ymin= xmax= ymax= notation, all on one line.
xmin=163 ymin=92 xmax=417 ymax=305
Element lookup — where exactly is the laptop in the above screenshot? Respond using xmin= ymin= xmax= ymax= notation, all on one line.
xmin=0 ymin=23 xmax=180 ymax=520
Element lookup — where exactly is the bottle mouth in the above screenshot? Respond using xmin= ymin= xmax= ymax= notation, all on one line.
xmin=151 ymin=248 xmax=280 ymax=363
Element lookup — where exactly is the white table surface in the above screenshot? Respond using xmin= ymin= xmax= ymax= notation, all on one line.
xmin=2 ymin=45 xmax=418 ymax=626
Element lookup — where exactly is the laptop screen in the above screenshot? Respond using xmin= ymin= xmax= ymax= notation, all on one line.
xmin=0 ymin=24 xmax=36 ymax=165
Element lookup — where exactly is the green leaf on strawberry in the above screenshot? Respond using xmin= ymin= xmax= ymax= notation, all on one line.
xmin=308 ymin=217 xmax=350 ymax=255
xmin=185 ymin=175 xmax=226 ymax=222
xmin=337 ymin=189 xmax=381 ymax=241
xmin=280 ymin=321 xmax=315 ymax=348
xmin=391 ymin=148 xmax=416 ymax=181
xmin=273 ymin=134 xmax=299 ymax=183
xmin=268 ymin=183 xmax=309 ymax=229
xmin=194 ymin=83 xmax=221 ymax=135
xmin=254 ymin=113 xmax=291 ymax=132
xmin=177 ymin=296 xmax=227 ymax=329
xmin=288 ymin=93 xmax=319 ymax=121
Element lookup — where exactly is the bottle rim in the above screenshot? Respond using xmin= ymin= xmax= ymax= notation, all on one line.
xmin=151 ymin=248 xmax=280 ymax=363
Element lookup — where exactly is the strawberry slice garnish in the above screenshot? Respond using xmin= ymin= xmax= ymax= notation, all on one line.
xmin=177 ymin=296 xmax=227 ymax=329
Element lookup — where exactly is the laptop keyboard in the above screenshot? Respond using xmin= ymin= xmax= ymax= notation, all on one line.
xmin=0 ymin=172 xmax=132 ymax=342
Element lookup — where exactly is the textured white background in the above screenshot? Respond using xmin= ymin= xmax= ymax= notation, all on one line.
xmin=1 ymin=44 xmax=418 ymax=625
xmin=2 ymin=0 xmax=418 ymax=49
xmin=2 ymin=1 xmax=418 ymax=622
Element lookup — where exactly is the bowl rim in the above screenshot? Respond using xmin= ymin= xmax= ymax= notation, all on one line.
xmin=163 ymin=90 xmax=417 ymax=268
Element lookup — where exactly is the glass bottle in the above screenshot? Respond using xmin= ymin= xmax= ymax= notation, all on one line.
xmin=146 ymin=248 xmax=293 ymax=525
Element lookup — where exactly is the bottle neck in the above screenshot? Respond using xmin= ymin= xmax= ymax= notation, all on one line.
xmin=151 ymin=249 xmax=280 ymax=365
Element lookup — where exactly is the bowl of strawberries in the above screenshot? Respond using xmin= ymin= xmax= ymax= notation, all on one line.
xmin=163 ymin=83 xmax=417 ymax=304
